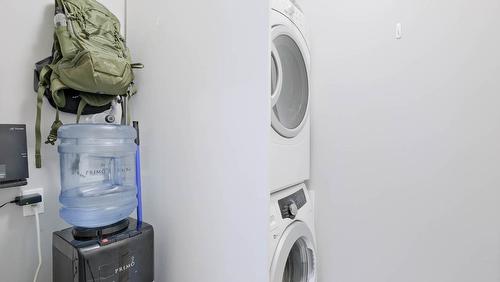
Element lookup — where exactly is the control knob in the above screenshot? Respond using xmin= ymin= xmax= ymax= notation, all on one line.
xmin=288 ymin=201 xmax=298 ymax=217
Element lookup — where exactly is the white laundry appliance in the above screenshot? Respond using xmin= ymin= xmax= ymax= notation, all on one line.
xmin=269 ymin=183 xmax=317 ymax=282
xmin=270 ymin=0 xmax=311 ymax=193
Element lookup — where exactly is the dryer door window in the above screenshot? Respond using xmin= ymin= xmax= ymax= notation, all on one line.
xmin=283 ymin=238 xmax=315 ymax=282
xmin=271 ymin=25 xmax=309 ymax=138
xmin=270 ymin=222 xmax=316 ymax=282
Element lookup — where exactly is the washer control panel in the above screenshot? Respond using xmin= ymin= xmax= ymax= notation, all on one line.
xmin=278 ymin=188 xmax=307 ymax=219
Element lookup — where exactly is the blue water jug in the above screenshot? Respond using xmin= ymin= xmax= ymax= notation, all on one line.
xmin=57 ymin=124 xmax=137 ymax=228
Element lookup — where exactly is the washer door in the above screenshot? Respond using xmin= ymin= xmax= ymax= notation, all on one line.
xmin=271 ymin=22 xmax=310 ymax=138
xmin=270 ymin=222 xmax=316 ymax=282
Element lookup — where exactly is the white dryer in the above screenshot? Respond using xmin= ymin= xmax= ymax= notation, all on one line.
xmin=270 ymin=0 xmax=311 ymax=193
xmin=269 ymin=183 xmax=317 ymax=282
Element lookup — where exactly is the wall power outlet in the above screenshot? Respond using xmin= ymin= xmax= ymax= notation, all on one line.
xmin=20 ymin=187 xmax=45 ymax=217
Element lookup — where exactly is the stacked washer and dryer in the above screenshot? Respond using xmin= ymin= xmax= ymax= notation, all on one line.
xmin=269 ymin=0 xmax=317 ymax=281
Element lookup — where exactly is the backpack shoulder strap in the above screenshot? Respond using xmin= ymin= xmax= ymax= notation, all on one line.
xmin=35 ymin=84 xmax=45 ymax=168
xmin=35 ymin=65 xmax=52 ymax=168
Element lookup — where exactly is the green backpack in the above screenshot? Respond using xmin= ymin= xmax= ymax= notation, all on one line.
xmin=35 ymin=0 xmax=141 ymax=168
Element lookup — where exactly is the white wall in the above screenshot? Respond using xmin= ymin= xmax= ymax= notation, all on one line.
xmin=0 ymin=1 xmax=269 ymax=281
xmin=126 ymin=1 xmax=269 ymax=282
xmin=0 ymin=3 xmax=57 ymax=282
xmin=302 ymin=0 xmax=500 ymax=281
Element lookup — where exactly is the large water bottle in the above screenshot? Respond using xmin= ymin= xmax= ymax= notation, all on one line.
xmin=57 ymin=124 xmax=137 ymax=228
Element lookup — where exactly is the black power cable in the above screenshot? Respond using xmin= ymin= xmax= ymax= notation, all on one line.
xmin=0 ymin=199 xmax=16 ymax=209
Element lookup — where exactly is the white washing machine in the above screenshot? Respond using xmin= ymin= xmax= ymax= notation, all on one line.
xmin=270 ymin=0 xmax=311 ymax=193
xmin=269 ymin=183 xmax=317 ymax=282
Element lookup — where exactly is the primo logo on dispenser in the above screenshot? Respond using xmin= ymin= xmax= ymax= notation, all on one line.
xmin=115 ymin=256 xmax=136 ymax=274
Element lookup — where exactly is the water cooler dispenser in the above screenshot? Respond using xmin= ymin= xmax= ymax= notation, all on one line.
xmin=52 ymin=124 xmax=154 ymax=282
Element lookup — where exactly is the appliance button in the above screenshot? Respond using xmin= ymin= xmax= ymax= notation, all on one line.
xmin=285 ymin=5 xmax=295 ymax=16
xmin=99 ymin=238 xmax=114 ymax=246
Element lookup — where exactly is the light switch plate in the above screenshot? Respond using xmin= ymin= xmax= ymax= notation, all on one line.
xmin=20 ymin=187 xmax=44 ymax=217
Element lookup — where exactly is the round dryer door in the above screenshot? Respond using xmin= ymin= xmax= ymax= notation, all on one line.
xmin=271 ymin=23 xmax=310 ymax=138
xmin=270 ymin=222 xmax=316 ymax=282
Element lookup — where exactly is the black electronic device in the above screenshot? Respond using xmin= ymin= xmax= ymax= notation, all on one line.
xmin=0 ymin=124 xmax=29 ymax=188
xmin=53 ymin=218 xmax=154 ymax=282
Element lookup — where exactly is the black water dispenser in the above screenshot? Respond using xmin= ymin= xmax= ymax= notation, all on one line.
xmin=53 ymin=218 xmax=154 ymax=282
